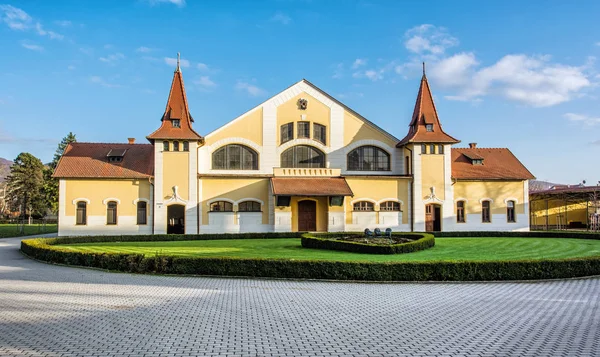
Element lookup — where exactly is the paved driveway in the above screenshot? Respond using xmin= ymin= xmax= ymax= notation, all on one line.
xmin=0 ymin=236 xmax=599 ymax=357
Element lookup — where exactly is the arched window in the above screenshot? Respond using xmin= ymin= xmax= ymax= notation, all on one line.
xmin=163 ymin=141 xmax=169 ymax=151
xmin=173 ymin=141 xmax=180 ymax=152
xmin=212 ymin=144 xmax=258 ymax=170
xmin=507 ymin=200 xmax=516 ymax=223
xmin=456 ymin=201 xmax=466 ymax=223
xmin=107 ymin=201 xmax=117 ymax=225
xmin=380 ymin=201 xmax=400 ymax=211
xmin=137 ymin=201 xmax=147 ymax=225
xmin=238 ymin=201 xmax=261 ymax=212
xmin=280 ymin=145 xmax=325 ymax=168
xmin=347 ymin=146 xmax=390 ymax=171
xmin=210 ymin=201 xmax=233 ymax=212
xmin=280 ymin=122 xmax=294 ymax=144
xmin=481 ymin=200 xmax=491 ymax=223
xmin=76 ymin=201 xmax=87 ymax=225
xmin=353 ymin=201 xmax=374 ymax=211
xmin=183 ymin=141 xmax=189 ymax=152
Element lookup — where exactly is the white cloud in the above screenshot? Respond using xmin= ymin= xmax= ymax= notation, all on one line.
xmin=235 ymin=81 xmax=266 ymax=97
xmin=404 ymin=24 xmax=458 ymax=56
xmin=564 ymin=113 xmax=600 ymax=126
xmin=89 ymin=76 xmax=120 ymax=88
xmin=332 ymin=63 xmax=344 ymax=79
xmin=194 ymin=76 xmax=216 ymax=88
xmin=164 ymin=56 xmax=190 ymax=68
xmin=99 ymin=53 xmax=125 ymax=64
xmin=270 ymin=12 xmax=291 ymax=25
xmin=54 ymin=20 xmax=71 ymax=27
xmin=0 ymin=5 xmax=63 ymax=39
xmin=136 ymin=46 xmax=154 ymax=53
xmin=429 ymin=52 xmax=478 ymax=87
xmin=197 ymin=62 xmax=209 ymax=71
xmin=352 ymin=58 xmax=367 ymax=69
xmin=143 ymin=0 xmax=186 ymax=7
xmin=21 ymin=42 xmax=43 ymax=51
xmin=67 ymin=65 xmax=76 ymax=70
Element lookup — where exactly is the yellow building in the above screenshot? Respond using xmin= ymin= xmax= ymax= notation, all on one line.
xmin=54 ymin=61 xmax=535 ymax=236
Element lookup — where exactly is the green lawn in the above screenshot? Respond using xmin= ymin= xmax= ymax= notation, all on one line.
xmin=0 ymin=224 xmax=58 ymax=238
xmin=58 ymin=237 xmax=600 ymax=262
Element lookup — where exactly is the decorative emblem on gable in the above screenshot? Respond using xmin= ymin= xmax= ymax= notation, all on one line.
xmin=423 ymin=186 xmax=444 ymax=203
xmin=164 ymin=185 xmax=188 ymax=205
xmin=297 ymin=98 xmax=308 ymax=110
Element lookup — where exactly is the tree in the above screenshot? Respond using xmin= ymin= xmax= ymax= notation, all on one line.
xmin=45 ymin=132 xmax=77 ymax=213
xmin=6 ymin=153 xmax=46 ymax=218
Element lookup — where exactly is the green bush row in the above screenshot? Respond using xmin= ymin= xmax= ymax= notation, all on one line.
xmin=433 ymin=231 xmax=600 ymax=239
xmin=301 ymin=233 xmax=435 ymax=254
xmin=21 ymin=235 xmax=600 ymax=281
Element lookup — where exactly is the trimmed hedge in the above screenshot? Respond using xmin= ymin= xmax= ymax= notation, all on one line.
xmin=301 ymin=232 xmax=435 ymax=254
xmin=433 ymin=231 xmax=600 ymax=239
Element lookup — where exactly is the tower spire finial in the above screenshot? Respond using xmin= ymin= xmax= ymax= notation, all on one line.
xmin=176 ymin=52 xmax=181 ymax=72
xmin=422 ymin=62 xmax=426 ymax=77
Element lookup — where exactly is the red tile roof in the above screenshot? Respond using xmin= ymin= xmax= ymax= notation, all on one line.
xmin=147 ymin=69 xmax=203 ymax=140
xmin=53 ymin=143 xmax=154 ymax=178
xmin=451 ymin=148 xmax=535 ymax=180
xmin=271 ymin=177 xmax=353 ymax=196
xmin=397 ymin=75 xmax=460 ymax=146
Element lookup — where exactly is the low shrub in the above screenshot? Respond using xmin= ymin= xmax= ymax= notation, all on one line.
xmin=20 ymin=232 xmax=600 ymax=281
xmin=301 ymin=232 xmax=435 ymax=254
xmin=433 ymin=231 xmax=600 ymax=240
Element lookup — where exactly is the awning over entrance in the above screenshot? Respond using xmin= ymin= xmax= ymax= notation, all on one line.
xmin=271 ymin=177 xmax=353 ymax=197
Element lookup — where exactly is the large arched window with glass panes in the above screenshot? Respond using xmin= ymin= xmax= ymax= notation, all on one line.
xmin=347 ymin=146 xmax=390 ymax=171
xmin=280 ymin=145 xmax=325 ymax=168
xmin=212 ymin=144 xmax=258 ymax=170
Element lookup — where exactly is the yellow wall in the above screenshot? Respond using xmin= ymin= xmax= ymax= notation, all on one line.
xmin=453 ymin=181 xmax=525 ymax=214
xmin=276 ymin=93 xmax=331 ymax=146
xmin=343 ymin=111 xmax=397 ymax=148
xmin=205 ymin=107 xmax=263 ymax=147
xmin=531 ymin=199 xmax=590 ymax=226
xmin=65 ymin=179 xmax=151 ymax=216
xmin=200 ymin=178 xmax=270 ymax=224
xmin=162 ymin=152 xmax=189 ymax=201
xmin=420 ymin=155 xmax=445 ymax=201
xmin=345 ymin=177 xmax=411 ymax=224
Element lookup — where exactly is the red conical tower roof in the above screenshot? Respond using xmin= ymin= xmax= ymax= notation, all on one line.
xmin=397 ymin=64 xmax=459 ymax=147
xmin=147 ymin=54 xmax=203 ymax=141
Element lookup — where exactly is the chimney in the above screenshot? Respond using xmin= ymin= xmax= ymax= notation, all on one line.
xmin=128 ymin=138 xmax=135 ymax=144
xmin=469 ymin=142 xmax=477 ymax=149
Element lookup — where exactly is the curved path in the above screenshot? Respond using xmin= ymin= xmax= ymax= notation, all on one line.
xmin=1 ymin=236 xmax=599 ymax=357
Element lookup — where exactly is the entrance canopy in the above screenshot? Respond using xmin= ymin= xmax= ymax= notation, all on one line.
xmin=271 ymin=177 xmax=353 ymax=197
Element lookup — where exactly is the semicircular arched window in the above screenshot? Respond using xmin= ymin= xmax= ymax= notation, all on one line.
xmin=212 ymin=144 xmax=258 ymax=170
xmin=280 ymin=145 xmax=325 ymax=168
xmin=347 ymin=145 xmax=391 ymax=171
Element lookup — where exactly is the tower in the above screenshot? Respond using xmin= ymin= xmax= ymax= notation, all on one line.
xmin=147 ymin=54 xmax=203 ymax=234
xmin=397 ymin=65 xmax=460 ymax=232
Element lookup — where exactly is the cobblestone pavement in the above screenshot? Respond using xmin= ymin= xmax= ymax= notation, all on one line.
xmin=0 ymin=236 xmax=599 ymax=357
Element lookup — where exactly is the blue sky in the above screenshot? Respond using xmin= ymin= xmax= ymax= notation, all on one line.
xmin=0 ymin=0 xmax=599 ymax=184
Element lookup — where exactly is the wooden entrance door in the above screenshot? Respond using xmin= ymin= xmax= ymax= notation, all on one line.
xmin=425 ymin=204 xmax=441 ymax=232
xmin=298 ymin=200 xmax=317 ymax=231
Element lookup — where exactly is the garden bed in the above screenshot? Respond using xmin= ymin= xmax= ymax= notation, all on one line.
xmin=301 ymin=232 xmax=434 ymax=254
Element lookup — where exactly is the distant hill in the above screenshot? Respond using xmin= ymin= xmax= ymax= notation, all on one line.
xmin=0 ymin=158 xmax=11 ymax=183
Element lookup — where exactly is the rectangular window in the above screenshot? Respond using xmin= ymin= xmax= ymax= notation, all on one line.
xmin=107 ymin=202 xmax=117 ymax=225
xmin=76 ymin=202 xmax=87 ymax=225
xmin=281 ymin=123 xmax=294 ymax=144
xmin=438 ymin=145 xmax=444 ymax=155
xmin=297 ymin=122 xmax=310 ymax=138
xmin=429 ymin=144 xmax=436 ymax=154
xmin=172 ymin=119 xmax=180 ymax=128
xmin=507 ymin=201 xmax=516 ymax=223
xmin=313 ymin=123 xmax=326 ymax=145
xmin=482 ymin=201 xmax=491 ymax=223
xmin=421 ymin=144 xmax=427 ymax=154
xmin=456 ymin=201 xmax=465 ymax=223
xmin=426 ymin=124 xmax=433 ymax=132
xmin=163 ymin=141 xmax=169 ymax=151
xmin=137 ymin=202 xmax=147 ymax=225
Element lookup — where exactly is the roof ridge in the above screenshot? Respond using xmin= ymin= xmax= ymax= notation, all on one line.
xmin=71 ymin=142 xmax=153 ymax=146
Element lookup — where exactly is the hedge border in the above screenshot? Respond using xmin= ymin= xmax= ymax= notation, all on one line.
xmin=301 ymin=232 xmax=435 ymax=254
xmin=20 ymin=231 xmax=600 ymax=282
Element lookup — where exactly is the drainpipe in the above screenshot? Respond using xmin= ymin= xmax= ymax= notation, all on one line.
xmin=405 ymin=146 xmax=414 ymax=232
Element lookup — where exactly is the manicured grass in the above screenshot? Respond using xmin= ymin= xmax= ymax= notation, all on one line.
xmin=58 ymin=237 xmax=600 ymax=262
xmin=0 ymin=224 xmax=58 ymax=238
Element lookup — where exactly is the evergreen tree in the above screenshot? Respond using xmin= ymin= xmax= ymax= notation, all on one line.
xmin=6 ymin=153 xmax=46 ymax=218
xmin=45 ymin=132 xmax=77 ymax=213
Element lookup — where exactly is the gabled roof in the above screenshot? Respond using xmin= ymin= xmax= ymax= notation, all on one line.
xmin=205 ymin=78 xmax=399 ymax=143
xmin=451 ymin=148 xmax=535 ymax=180
xmin=53 ymin=143 xmax=154 ymax=179
xmin=397 ymin=74 xmax=460 ymax=146
xmin=147 ymin=67 xmax=203 ymax=141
